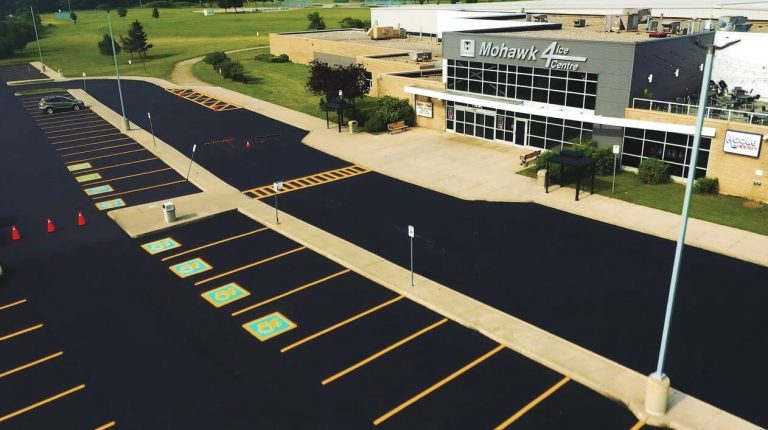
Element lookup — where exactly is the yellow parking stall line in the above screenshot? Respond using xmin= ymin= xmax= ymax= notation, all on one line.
xmin=55 ymin=136 xmax=133 ymax=151
xmin=281 ymin=296 xmax=404 ymax=353
xmin=36 ymin=113 xmax=99 ymax=127
xmin=77 ymin=158 xmax=157 ymax=174
xmin=32 ymin=110 xmax=94 ymax=121
xmin=493 ymin=376 xmax=571 ymax=430
xmin=629 ymin=420 xmax=646 ymax=430
xmin=43 ymin=123 xmax=111 ymax=135
xmin=94 ymin=421 xmax=116 ymax=430
xmin=0 ymin=351 xmax=64 ymax=379
xmin=161 ymin=227 xmax=269 ymax=262
xmin=86 ymin=168 xmax=172 ymax=186
xmin=0 ymin=324 xmax=44 ymax=342
xmin=61 ymin=142 xmax=138 ymax=157
xmin=40 ymin=118 xmax=104 ymax=131
xmin=44 ymin=127 xmax=115 ymax=139
xmin=51 ymin=132 xmax=123 ymax=145
xmin=0 ymin=384 xmax=86 ymax=423
xmin=65 ymin=148 xmax=147 ymax=165
xmin=231 ymin=269 xmax=351 ymax=317
xmin=0 ymin=299 xmax=27 ymax=311
xmin=92 ymin=179 xmax=187 ymax=201
xmin=322 ymin=318 xmax=448 ymax=386
xmin=194 ymin=247 xmax=306 ymax=286
xmin=374 ymin=344 xmax=506 ymax=426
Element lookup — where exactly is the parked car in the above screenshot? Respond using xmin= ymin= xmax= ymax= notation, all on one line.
xmin=39 ymin=95 xmax=85 ymax=114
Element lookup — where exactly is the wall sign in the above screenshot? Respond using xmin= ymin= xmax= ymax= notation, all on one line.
xmin=723 ymin=130 xmax=762 ymax=158
xmin=416 ymin=100 xmax=433 ymax=118
xmin=458 ymin=39 xmax=586 ymax=70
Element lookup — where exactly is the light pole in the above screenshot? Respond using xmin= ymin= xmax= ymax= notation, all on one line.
xmin=644 ymin=37 xmax=740 ymax=417
xmin=82 ymin=72 xmax=87 ymax=93
xmin=147 ymin=112 xmax=156 ymax=146
xmin=106 ymin=12 xmax=130 ymax=131
xmin=186 ymin=144 xmax=197 ymax=180
xmin=30 ymin=7 xmax=45 ymax=72
xmin=408 ymin=225 xmax=415 ymax=286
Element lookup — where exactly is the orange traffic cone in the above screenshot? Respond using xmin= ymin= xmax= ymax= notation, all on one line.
xmin=77 ymin=211 xmax=86 ymax=227
xmin=11 ymin=225 xmax=21 ymax=241
xmin=245 ymin=140 xmax=251 ymax=149
xmin=47 ymin=218 xmax=56 ymax=233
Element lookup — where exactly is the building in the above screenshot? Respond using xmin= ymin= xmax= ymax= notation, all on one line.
xmin=270 ymin=10 xmax=768 ymax=202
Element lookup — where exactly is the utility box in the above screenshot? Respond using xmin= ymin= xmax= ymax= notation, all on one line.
xmin=162 ymin=202 xmax=176 ymax=223
xmin=369 ymin=26 xmax=406 ymax=40
xmin=348 ymin=120 xmax=358 ymax=134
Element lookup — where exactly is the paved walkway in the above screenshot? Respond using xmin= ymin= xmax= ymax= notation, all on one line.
xmin=168 ymin=46 xmax=269 ymax=86
xmin=32 ymin=62 xmax=765 ymax=430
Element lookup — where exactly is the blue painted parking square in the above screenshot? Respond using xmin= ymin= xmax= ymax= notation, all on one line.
xmin=170 ymin=258 xmax=212 ymax=278
xmin=85 ymin=184 xmax=114 ymax=196
xmin=201 ymin=283 xmax=250 ymax=308
xmin=96 ymin=198 xmax=126 ymax=210
xmin=141 ymin=237 xmax=181 ymax=255
xmin=243 ymin=312 xmax=296 ymax=342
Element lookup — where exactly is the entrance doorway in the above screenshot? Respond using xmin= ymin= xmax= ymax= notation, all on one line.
xmin=514 ymin=119 xmax=528 ymax=146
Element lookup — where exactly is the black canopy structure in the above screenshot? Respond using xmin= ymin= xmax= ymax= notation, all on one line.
xmin=325 ymin=100 xmax=354 ymax=133
xmin=545 ymin=149 xmax=596 ymax=201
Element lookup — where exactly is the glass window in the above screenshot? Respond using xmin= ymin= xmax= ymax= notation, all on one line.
xmin=528 ymin=135 xmax=545 ymax=148
xmin=517 ymin=74 xmax=532 ymax=87
xmin=455 ymin=79 xmax=468 ymax=92
xmin=456 ymin=110 xmax=464 ymax=122
xmin=483 ymin=70 xmax=497 ymax=82
xmin=506 ymin=73 xmax=516 ymax=85
xmin=469 ymin=69 xmax=482 ymax=80
xmin=550 ymin=78 xmax=567 ymax=91
xmin=622 ymin=154 xmax=641 ymax=167
xmin=568 ymin=80 xmax=585 ymax=93
xmin=551 ymin=70 xmax=567 ymax=78
xmin=465 ymin=124 xmax=474 ymax=136
xmin=482 ymin=82 xmax=497 ymax=96
xmin=668 ymin=163 xmax=684 ymax=177
xmin=517 ymin=87 xmax=532 ymax=100
xmin=646 ymin=130 xmax=666 ymax=142
xmin=664 ymin=145 xmax=686 ymax=163
xmin=546 ymin=124 xmax=563 ymax=140
xmin=566 ymin=93 xmax=584 ymax=108
xmin=667 ymin=132 xmax=688 ymax=146
xmin=549 ymin=91 xmax=566 ymax=105
xmin=623 ymin=137 xmax=643 ymax=155
xmin=586 ymin=81 xmax=598 ymax=95
xmin=586 ymin=73 xmax=598 ymax=82
xmin=533 ymin=88 xmax=548 ymax=103
xmin=584 ymin=96 xmax=596 ymax=110
xmin=530 ymin=120 xmax=546 ymax=137
xmin=469 ymin=80 xmax=482 ymax=93
xmin=570 ymin=72 xmax=586 ymax=80
xmin=447 ymin=119 xmax=454 ymax=131
xmin=456 ymin=122 xmax=465 ymax=133
xmin=485 ymin=115 xmax=494 ymax=127
xmin=563 ymin=127 xmax=581 ymax=143
xmin=469 ymin=61 xmax=482 ymax=69
xmin=518 ymin=66 xmax=532 ymax=74
xmin=533 ymin=74 xmax=549 ymax=89
xmin=625 ymin=128 xmax=644 ymax=138
xmin=456 ymin=61 xmax=468 ymax=67
xmin=643 ymin=142 xmax=663 ymax=158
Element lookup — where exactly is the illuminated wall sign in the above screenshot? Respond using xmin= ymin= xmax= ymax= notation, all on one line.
xmin=459 ymin=39 xmax=587 ymax=70
xmin=416 ymin=100 xmax=433 ymax=118
xmin=723 ymin=130 xmax=762 ymax=158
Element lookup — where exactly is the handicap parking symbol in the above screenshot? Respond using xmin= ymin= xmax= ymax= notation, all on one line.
xmin=85 ymin=184 xmax=114 ymax=196
xmin=170 ymin=257 xmax=212 ymax=278
xmin=243 ymin=312 xmax=296 ymax=342
xmin=95 ymin=198 xmax=125 ymax=211
xmin=201 ymin=283 xmax=250 ymax=308
xmin=141 ymin=237 xmax=181 ymax=255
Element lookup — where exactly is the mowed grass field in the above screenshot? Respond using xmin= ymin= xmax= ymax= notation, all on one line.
xmin=0 ymin=7 xmax=369 ymax=80
xmin=192 ymin=49 xmax=378 ymax=120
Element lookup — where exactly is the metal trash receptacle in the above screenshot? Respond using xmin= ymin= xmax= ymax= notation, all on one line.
xmin=162 ymin=202 xmax=176 ymax=223
xmin=349 ymin=120 xmax=358 ymax=135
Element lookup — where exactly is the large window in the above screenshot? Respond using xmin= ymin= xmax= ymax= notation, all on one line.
xmin=622 ymin=128 xmax=710 ymax=178
xmin=447 ymin=59 xmax=598 ymax=110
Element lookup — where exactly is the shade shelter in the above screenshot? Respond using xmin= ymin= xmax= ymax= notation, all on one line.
xmin=326 ymin=100 xmax=354 ymax=133
xmin=545 ymin=150 xmax=596 ymax=201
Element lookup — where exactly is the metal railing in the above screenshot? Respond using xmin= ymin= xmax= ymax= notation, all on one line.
xmin=631 ymin=97 xmax=768 ymax=125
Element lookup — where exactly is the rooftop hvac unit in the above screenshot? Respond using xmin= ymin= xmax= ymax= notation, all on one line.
xmin=369 ymin=26 xmax=406 ymax=40
xmin=623 ymin=8 xmax=651 ymax=22
xmin=573 ymin=18 xmax=586 ymax=27
xmin=719 ymin=16 xmax=752 ymax=32
xmin=625 ymin=14 xmax=639 ymax=31
xmin=605 ymin=15 xmax=625 ymax=32
xmin=409 ymin=52 xmax=432 ymax=62
xmin=661 ymin=21 xmax=681 ymax=34
xmin=702 ymin=20 xmax=716 ymax=31
xmin=529 ymin=14 xmax=548 ymax=23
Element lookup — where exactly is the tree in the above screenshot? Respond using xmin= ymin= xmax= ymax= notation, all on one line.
xmin=119 ymin=20 xmax=153 ymax=59
xmin=217 ymin=0 xmax=229 ymax=12
xmin=229 ymin=0 xmax=243 ymax=12
xmin=70 ymin=11 xmax=77 ymax=23
xmin=338 ymin=17 xmax=364 ymax=29
xmin=97 ymin=33 xmax=120 ymax=56
xmin=152 ymin=7 xmax=159 ymax=18
xmin=117 ymin=7 xmax=127 ymax=18
xmin=306 ymin=12 xmax=325 ymax=30
xmin=306 ymin=59 xmax=369 ymax=105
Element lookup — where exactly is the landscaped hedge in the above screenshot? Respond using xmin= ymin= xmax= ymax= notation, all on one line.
xmin=364 ymin=96 xmax=414 ymax=132
xmin=638 ymin=157 xmax=671 ymax=184
xmin=570 ymin=139 xmax=614 ymax=175
xmin=202 ymin=51 xmax=246 ymax=83
xmin=694 ymin=177 xmax=719 ymax=194
xmin=254 ymin=53 xmax=291 ymax=63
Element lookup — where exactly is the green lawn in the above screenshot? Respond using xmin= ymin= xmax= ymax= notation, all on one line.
xmin=193 ymin=49 xmax=377 ymax=120
xmin=0 ymin=7 xmax=370 ymax=80
xmin=521 ymin=167 xmax=768 ymax=236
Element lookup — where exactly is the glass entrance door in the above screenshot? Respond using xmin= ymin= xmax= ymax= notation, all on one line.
xmin=514 ymin=119 xmax=528 ymax=146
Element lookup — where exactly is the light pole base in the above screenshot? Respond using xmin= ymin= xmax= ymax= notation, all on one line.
xmin=122 ymin=117 xmax=130 ymax=131
xmin=644 ymin=373 xmax=670 ymax=416
xmin=41 ymin=64 xmax=46 ymax=72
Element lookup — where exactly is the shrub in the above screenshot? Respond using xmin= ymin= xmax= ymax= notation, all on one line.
xmin=693 ymin=177 xmax=719 ymax=194
xmin=638 ymin=157 xmax=671 ymax=184
xmin=173 ymin=1 xmax=196 ymax=6
xmin=364 ymin=96 xmax=414 ymax=132
xmin=338 ymin=17 xmax=365 ymax=28
xmin=220 ymin=60 xmax=246 ymax=82
xmin=254 ymin=52 xmax=290 ymax=63
xmin=203 ymin=51 xmax=229 ymax=68
xmin=143 ymin=1 xmax=175 ymax=7
xmin=570 ymin=139 xmax=614 ymax=176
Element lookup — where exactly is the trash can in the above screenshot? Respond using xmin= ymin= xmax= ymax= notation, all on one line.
xmin=162 ymin=202 xmax=176 ymax=223
xmin=348 ymin=120 xmax=358 ymax=135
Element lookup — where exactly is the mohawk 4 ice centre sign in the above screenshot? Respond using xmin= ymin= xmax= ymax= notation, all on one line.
xmin=460 ymin=39 xmax=587 ymax=71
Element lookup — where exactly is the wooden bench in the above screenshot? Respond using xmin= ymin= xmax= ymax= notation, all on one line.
xmin=387 ymin=120 xmax=409 ymax=134
xmin=519 ymin=149 xmax=541 ymax=166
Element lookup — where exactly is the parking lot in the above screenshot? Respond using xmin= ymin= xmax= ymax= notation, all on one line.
xmin=136 ymin=211 xmax=643 ymax=429
xmin=0 ymin=64 xmax=47 ymax=83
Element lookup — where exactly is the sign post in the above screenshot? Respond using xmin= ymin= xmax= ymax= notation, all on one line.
xmin=273 ymin=181 xmax=284 ymax=224
xmin=186 ymin=144 xmax=197 ymax=181
xmin=408 ymin=225 xmax=414 ymax=286
xmin=612 ymin=144 xmax=620 ymax=195
xmin=147 ymin=112 xmax=156 ymax=147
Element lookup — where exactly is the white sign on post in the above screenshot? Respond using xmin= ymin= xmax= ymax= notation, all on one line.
xmin=273 ymin=181 xmax=284 ymax=192
xmin=612 ymin=144 xmax=620 ymax=154
xmin=408 ymin=225 xmax=414 ymax=238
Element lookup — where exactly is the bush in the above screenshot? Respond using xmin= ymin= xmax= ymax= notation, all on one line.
xmin=254 ymin=52 xmax=290 ymax=63
xmin=173 ymin=1 xmax=196 ymax=6
xmin=570 ymin=139 xmax=614 ymax=176
xmin=203 ymin=51 xmax=228 ymax=68
xmin=638 ymin=157 xmax=671 ymax=185
xmin=143 ymin=1 xmax=175 ymax=7
xmin=363 ymin=96 xmax=414 ymax=132
xmin=693 ymin=177 xmax=719 ymax=194
xmin=220 ymin=60 xmax=246 ymax=82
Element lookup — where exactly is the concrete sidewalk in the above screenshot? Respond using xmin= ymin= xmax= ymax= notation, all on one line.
xmin=34 ymin=62 xmax=763 ymax=429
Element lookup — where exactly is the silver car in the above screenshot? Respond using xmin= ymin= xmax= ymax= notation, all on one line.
xmin=39 ymin=95 xmax=85 ymax=114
